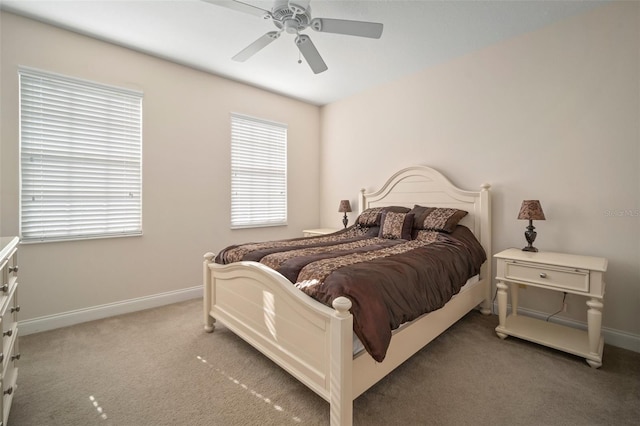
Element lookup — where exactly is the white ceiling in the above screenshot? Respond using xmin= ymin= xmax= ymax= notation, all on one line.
xmin=1 ymin=0 xmax=605 ymax=105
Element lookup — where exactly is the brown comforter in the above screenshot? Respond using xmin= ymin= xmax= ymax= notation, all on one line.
xmin=216 ymin=225 xmax=486 ymax=362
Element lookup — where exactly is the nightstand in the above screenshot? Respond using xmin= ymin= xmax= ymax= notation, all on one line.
xmin=302 ymin=228 xmax=339 ymax=237
xmin=494 ymin=248 xmax=608 ymax=368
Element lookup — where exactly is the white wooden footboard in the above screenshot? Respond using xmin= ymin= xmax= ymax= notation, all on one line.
xmin=203 ymin=253 xmax=489 ymax=426
xmin=203 ymin=253 xmax=354 ymax=425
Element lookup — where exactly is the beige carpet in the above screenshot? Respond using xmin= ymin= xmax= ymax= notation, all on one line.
xmin=9 ymin=298 xmax=640 ymax=425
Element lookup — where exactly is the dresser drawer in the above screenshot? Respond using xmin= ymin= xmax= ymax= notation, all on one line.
xmin=505 ymin=261 xmax=590 ymax=292
xmin=1 ymin=245 xmax=18 ymax=298
xmin=1 ymin=350 xmax=18 ymax=426
xmin=1 ymin=286 xmax=18 ymax=362
xmin=0 ymin=323 xmax=18 ymax=380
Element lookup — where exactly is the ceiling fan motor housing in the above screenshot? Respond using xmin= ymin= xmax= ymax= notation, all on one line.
xmin=271 ymin=0 xmax=312 ymax=33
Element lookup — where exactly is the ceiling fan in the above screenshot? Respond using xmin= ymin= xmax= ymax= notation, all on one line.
xmin=203 ymin=0 xmax=384 ymax=74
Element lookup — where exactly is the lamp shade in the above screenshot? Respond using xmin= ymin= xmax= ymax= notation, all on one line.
xmin=338 ymin=200 xmax=352 ymax=213
xmin=517 ymin=200 xmax=546 ymax=221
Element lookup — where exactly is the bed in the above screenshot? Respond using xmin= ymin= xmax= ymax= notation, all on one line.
xmin=203 ymin=165 xmax=491 ymax=426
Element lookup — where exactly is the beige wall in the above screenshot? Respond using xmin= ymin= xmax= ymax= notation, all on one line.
xmin=320 ymin=2 xmax=640 ymax=341
xmin=2 ymin=3 xmax=639 ymax=349
xmin=0 ymin=12 xmax=321 ymax=321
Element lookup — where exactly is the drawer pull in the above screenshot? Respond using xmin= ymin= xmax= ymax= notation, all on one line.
xmin=539 ymin=273 xmax=547 ymax=278
xmin=8 ymin=265 xmax=18 ymax=274
xmin=10 ymin=305 xmax=20 ymax=313
xmin=2 ymin=330 xmax=11 ymax=337
xmin=3 ymin=386 xmax=12 ymax=396
xmin=11 ymin=353 xmax=20 ymax=361
xmin=0 ymin=284 xmax=7 ymax=293
xmin=0 ymin=352 xmax=3 ymax=363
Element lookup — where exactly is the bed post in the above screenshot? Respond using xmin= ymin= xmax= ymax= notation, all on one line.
xmin=203 ymin=252 xmax=216 ymax=332
xmin=479 ymin=183 xmax=492 ymax=315
xmin=330 ymin=296 xmax=353 ymax=426
xmin=359 ymin=188 xmax=366 ymax=213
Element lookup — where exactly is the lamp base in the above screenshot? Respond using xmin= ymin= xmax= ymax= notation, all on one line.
xmin=342 ymin=213 xmax=348 ymax=228
xmin=522 ymin=220 xmax=538 ymax=252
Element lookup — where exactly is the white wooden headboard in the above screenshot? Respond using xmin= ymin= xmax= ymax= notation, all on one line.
xmin=359 ymin=165 xmax=492 ymax=278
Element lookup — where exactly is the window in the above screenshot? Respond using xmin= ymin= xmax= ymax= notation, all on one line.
xmin=19 ymin=67 xmax=143 ymax=242
xmin=230 ymin=113 xmax=287 ymax=229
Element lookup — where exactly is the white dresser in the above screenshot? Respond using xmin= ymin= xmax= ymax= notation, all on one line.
xmin=0 ymin=237 xmax=20 ymax=425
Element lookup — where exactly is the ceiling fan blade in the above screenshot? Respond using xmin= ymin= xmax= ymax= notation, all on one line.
xmin=202 ymin=0 xmax=271 ymax=19
xmin=295 ymin=35 xmax=327 ymax=74
xmin=233 ymin=31 xmax=281 ymax=62
xmin=310 ymin=18 xmax=383 ymax=39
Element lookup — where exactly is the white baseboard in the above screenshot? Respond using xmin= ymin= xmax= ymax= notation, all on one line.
xmin=491 ymin=302 xmax=640 ymax=354
xmin=19 ymin=285 xmax=203 ymax=336
xmin=18 ymin=290 xmax=639 ymax=354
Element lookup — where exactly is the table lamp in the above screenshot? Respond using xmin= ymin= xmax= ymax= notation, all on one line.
xmin=517 ymin=200 xmax=545 ymax=252
xmin=338 ymin=200 xmax=352 ymax=228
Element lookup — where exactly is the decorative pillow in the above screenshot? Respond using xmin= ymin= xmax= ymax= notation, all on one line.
xmin=356 ymin=206 xmax=410 ymax=227
xmin=356 ymin=207 xmax=384 ymax=227
xmin=408 ymin=205 xmax=436 ymax=227
xmin=408 ymin=205 xmax=468 ymax=233
xmin=378 ymin=212 xmax=414 ymax=240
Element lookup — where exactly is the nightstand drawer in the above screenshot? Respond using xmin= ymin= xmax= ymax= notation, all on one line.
xmin=505 ymin=261 xmax=589 ymax=292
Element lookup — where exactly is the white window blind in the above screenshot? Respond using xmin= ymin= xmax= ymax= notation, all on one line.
xmin=231 ymin=113 xmax=287 ymax=229
xmin=19 ymin=67 xmax=143 ymax=242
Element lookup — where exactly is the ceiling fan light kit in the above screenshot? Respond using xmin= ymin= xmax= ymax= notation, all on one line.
xmin=206 ymin=0 xmax=384 ymax=74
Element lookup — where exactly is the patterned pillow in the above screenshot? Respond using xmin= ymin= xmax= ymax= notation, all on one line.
xmin=378 ymin=212 xmax=414 ymax=240
xmin=356 ymin=207 xmax=384 ymax=227
xmin=408 ymin=205 xmax=468 ymax=233
xmin=356 ymin=206 xmax=410 ymax=227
